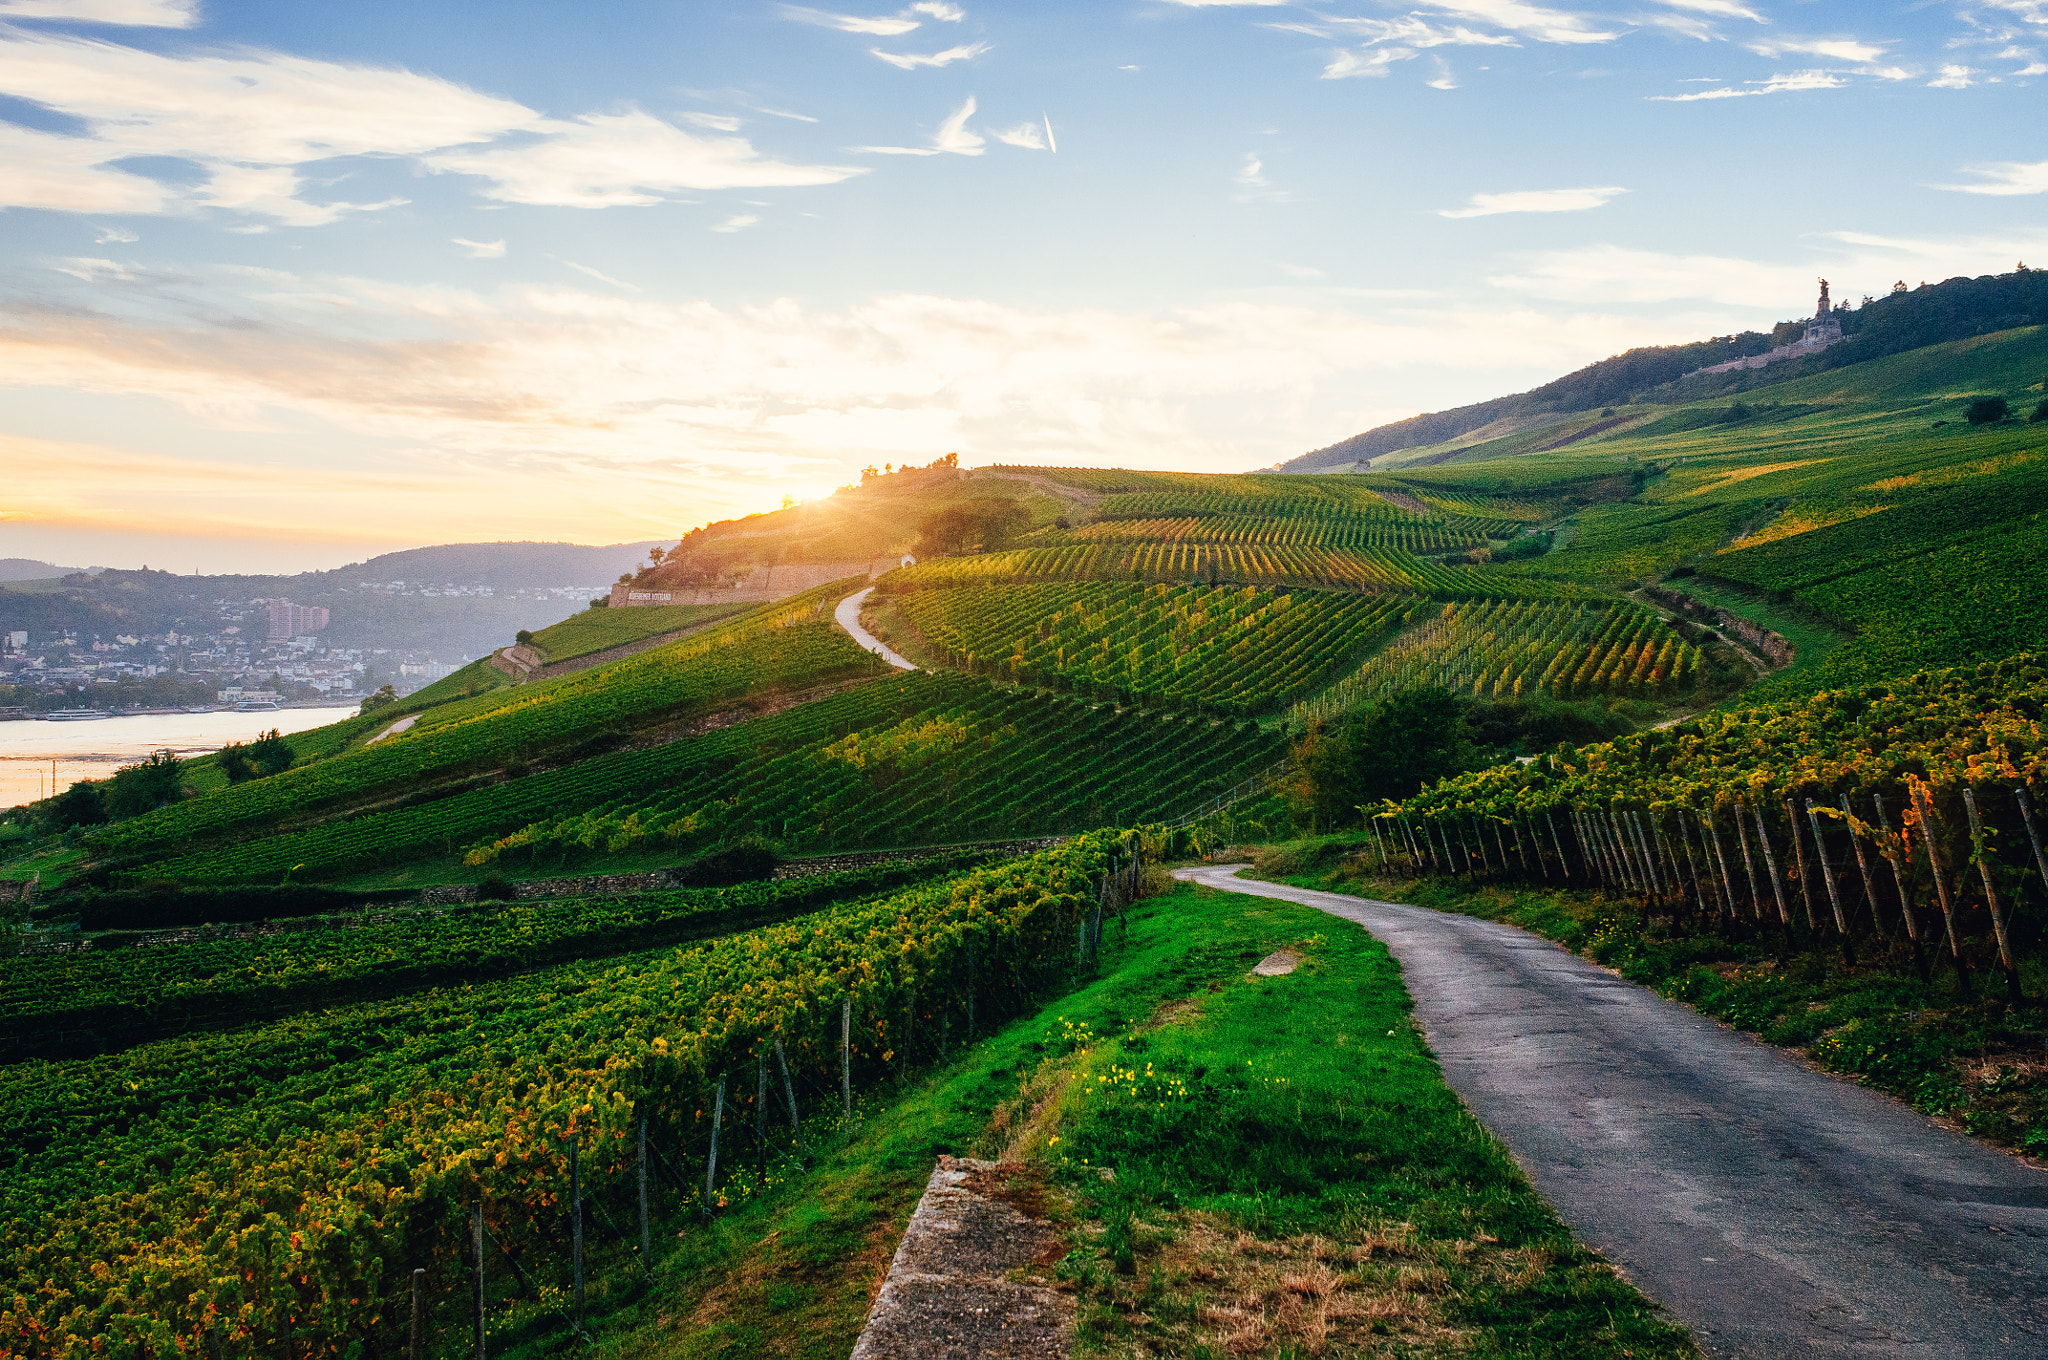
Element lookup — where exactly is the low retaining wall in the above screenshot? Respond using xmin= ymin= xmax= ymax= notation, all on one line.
xmin=1643 ymin=583 xmax=1795 ymax=667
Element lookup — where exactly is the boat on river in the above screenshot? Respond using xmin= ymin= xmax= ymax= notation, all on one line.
xmin=44 ymin=708 xmax=112 ymax=722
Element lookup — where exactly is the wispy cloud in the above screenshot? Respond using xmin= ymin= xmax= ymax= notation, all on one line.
xmin=1649 ymin=69 xmax=1845 ymax=100
xmin=1439 ymin=185 xmax=1626 ymax=217
xmin=852 ymin=96 xmax=985 ymax=155
xmin=452 ymin=237 xmax=507 ymax=258
xmin=1651 ymin=0 xmax=1764 ymax=21
xmin=1747 ymin=37 xmax=1891 ymax=64
xmin=778 ymin=5 xmax=922 ymax=36
xmin=423 ymin=110 xmax=865 ymax=206
xmin=1928 ymin=63 xmax=1976 ymax=87
xmin=93 ymin=225 xmax=139 ymax=244
xmin=710 ymin=213 xmax=760 ymax=232
xmin=870 ymin=39 xmax=990 ymax=69
xmin=1939 ymin=158 xmax=2048 ymax=194
xmin=0 ymin=0 xmax=197 ymax=26
xmin=1425 ymin=0 xmax=1619 ymax=45
xmin=681 ymin=111 xmax=745 ymax=132
xmin=992 ymin=121 xmax=1046 ymax=149
xmin=564 ymin=261 xmax=640 ymax=291
xmin=1234 ymin=152 xmax=1291 ymax=202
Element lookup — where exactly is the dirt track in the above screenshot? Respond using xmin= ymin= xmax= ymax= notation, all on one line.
xmin=1175 ymin=865 xmax=2048 ymax=1359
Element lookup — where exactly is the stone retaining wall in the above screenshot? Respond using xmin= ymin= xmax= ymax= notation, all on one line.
xmin=1642 ymin=584 xmax=1795 ymax=667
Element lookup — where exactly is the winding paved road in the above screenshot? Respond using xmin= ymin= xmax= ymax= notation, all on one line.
xmin=1175 ymin=864 xmax=2048 ymax=1358
xmin=835 ymin=587 xmax=916 ymax=671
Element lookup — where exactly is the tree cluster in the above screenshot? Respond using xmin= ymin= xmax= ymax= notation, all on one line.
xmin=913 ymin=497 xmax=1032 ymax=558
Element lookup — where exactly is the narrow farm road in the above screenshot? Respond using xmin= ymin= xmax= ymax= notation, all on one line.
xmin=1174 ymin=864 xmax=2048 ymax=1359
xmin=835 ymin=587 xmax=915 ymax=671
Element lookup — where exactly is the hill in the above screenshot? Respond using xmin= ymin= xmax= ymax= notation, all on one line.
xmin=1285 ymin=266 xmax=2048 ymax=471
xmin=0 ymin=558 xmax=88 ymax=583
xmin=329 ymin=539 xmax=668 ymax=588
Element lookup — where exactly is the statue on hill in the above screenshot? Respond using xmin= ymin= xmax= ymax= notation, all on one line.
xmin=1816 ymin=278 xmax=1832 ymax=316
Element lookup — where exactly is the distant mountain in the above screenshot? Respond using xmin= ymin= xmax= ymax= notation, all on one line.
xmin=0 ymin=558 xmax=88 ymax=582
xmin=1283 ymin=266 xmax=2048 ymax=472
xmin=319 ymin=540 xmax=668 ymax=588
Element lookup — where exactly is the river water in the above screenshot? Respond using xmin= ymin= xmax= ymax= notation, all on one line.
xmin=0 ymin=707 xmax=358 ymax=809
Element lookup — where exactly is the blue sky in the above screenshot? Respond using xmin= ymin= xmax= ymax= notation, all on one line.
xmin=1 ymin=0 xmax=2043 ymax=572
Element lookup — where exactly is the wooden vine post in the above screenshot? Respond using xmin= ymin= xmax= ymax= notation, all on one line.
xmin=570 ymin=1134 xmax=584 ymax=1319
xmin=1546 ymin=811 xmax=1570 ymax=879
xmin=840 ymin=998 xmax=853 ymax=1122
xmin=2015 ymin=786 xmax=2048 ymax=892
xmin=1840 ymin=796 xmax=1887 ymax=937
xmin=1783 ymin=798 xmax=1820 ymax=932
xmin=1872 ymin=794 xmax=1931 ymax=985
xmin=775 ymin=1038 xmax=804 ymax=1154
xmin=410 ymin=1268 xmax=426 ymax=1360
xmin=1961 ymin=787 xmax=2023 ymax=1003
xmin=1705 ymin=807 xmax=1739 ymax=922
xmin=472 ymin=1205 xmax=485 ymax=1360
xmin=706 ymin=1075 xmax=728 ymax=1211
xmin=1732 ymin=802 xmax=1766 ymax=920
xmin=1803 ymin=799 xmax=1854 ymax=965
xmin=1910 ymin=782 xmax=1972 ymax=992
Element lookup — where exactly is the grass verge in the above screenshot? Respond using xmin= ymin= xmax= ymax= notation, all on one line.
xmin=570 ymin=874 xmax=1692 ymax=1359
xmin=1254 ymin=836 xmax=2048 ymax=1159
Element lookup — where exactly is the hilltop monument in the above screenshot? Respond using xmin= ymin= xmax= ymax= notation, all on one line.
xmin=1695 ymin=278 xmax=1850 ymax=376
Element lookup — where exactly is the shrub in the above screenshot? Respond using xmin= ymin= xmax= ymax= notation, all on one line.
xmin=1966 ymin=396 xmax=2009 ymax=425
xmin=2031 ymin=399 xmax=2048 ymax=423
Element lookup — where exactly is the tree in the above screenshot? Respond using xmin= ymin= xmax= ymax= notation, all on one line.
xmin=222 ymin=729 xmax=295 ymax=783
xmin=648 ymin=547 xmax=666 ymax=566
xmin=2031 ymin=399 xmax=2048 ymax=423
xmin=1967 ymin=396 xmax=2010 ymax=425
xmin=45 ymin=780 xmax=106 ymax=830
xmin=359 ymin=683 xmax=399 ymax=715
xmin=913 ymin=498 xmax=1032 ymax=558
xmin=104 ymin=749 xmax=184 ymax=819
xmin=515 ymin=629 xmax=534 ymax=646
xmin=1288 ymin=687 xmax=1470 ymax=831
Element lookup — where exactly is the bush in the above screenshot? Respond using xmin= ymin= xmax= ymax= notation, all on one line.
xmin=44 ymin=781 xmax=107 ymax=831
xmin=1966 ymin=396 xmax=2010 ymax=425
xmin=359 ymin=684 xmax=398 ymax=715
xmin=515 ymin=630 xmax=534 ymax=646
xmin=219 ymin=729 xmax=293 ymax=784
xmin=103 ymin=751 xmax=183 ymax=820
xmin=677 ymin=837 xmax=780 ymax=887
xmin=476 ymin=870 xmax=516 ymax=901
xmin=2031 ymin=399 xmax=2048 ymax=423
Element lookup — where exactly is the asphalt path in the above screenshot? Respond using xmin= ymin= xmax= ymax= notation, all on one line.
xmin=834 ymin=587 xmax=915 ymax=671
xmin=1175 ymin=864 xmax=2048 ymax=1358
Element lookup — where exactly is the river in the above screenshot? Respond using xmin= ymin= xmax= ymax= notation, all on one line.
xmin=0 ymin=707 xmax=359 ymax=809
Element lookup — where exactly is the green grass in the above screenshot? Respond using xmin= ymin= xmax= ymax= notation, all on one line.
xmin=1259 ymin=844 xmax=2048 ymax=1158
xmin=576 ymin=876 xmax=1691 ymax=1359
xmin=531 ymin=602 xmax=752 ymax=664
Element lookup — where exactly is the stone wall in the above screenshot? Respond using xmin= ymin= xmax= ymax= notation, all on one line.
xmin=611 ymin=558 xmax=908 ymax=609
xmin=1642 ymin=584 xmax=1795 ymax=667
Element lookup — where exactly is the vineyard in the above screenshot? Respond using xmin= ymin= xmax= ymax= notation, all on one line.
xmin=3 ymin=858 xmax=989 ymax=1060
xmin=1068 ymin=512 xmax=1485 ymax=555
xmin=1293 ymin=598 xmax=1702 ymax=722
xmin=89 ymin=604 xmax=882 ymax=862
xmin=891 ymin=581 xmax=1415 ymax=715
xmin=1363 ymin=654 xmax=2048 ymax=1003
xmin=0 ymin=831 xmax=1149 ymax=1356
xmin=457 ymin=673 xmax=1282 ymax=869
xmin=527 ymin=600 xmax=752 ymax=664
xmin=878 ymin=541 xmax=1584 ymax=599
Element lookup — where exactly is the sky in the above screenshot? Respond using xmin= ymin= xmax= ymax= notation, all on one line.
xmin=0 ymin=0 xmax=2043 ymax=573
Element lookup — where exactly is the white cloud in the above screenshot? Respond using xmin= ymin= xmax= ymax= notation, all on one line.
xmin=992 ymin=121 xmax=1046 ymax=149
xmin=422 ymin=110 xmax=865 ymax=206
xmin=1928 ymin=63 xmax=1975 ymax=87
xmin=1156 ymin=0 xmax=1292 ymax=6
xmin=852 ymin=95 xmax=984 ymax=156
xmin=1439 ymin=184 xmax=1626 ymax=217
xmin=1650 ymin=0 xmax=1763 ymax=19
xmin=681 ymin=111 xmax=744 ymax=132
xmin=778 ymin=5 xmax=922 ymax=36
xmin=1939 ymin=159 xmax=2048 ymax=195
xmin=564 ymin=261 xmax=640 ymax=291
xmin=1649 ymin=69 xmax=1845 ymax=99
xmin=1324 ymin=47 xmax=1415 ymax=78
xmin=1424 ymin=0 xmax=1619 ymax=45
xmin=710 ymin=213 xmax=760 ymax=232
xmin=1488 ymin=231 xmax=2048 ymax=307
xmin=1427 ymin=54 xmax=1459 ymax=87
xmin=93 ymin=224 xmax=138 ymax=243
xmin=0 ymin=268 xmax=1717 ymax=521
xmin=0 ymin=31 xmax=865 ymax=222
xmin=1233 ymin=152 xmax=1294 ymax=202
xmin=1747 ymin=37 xmax=1890 ymax=63
xmin=1305 ymin=15 xmax=1521 ymax=48
xmin=2019 ymin=60 xmax=2048 ymax=74
xmin=869 ymin=40 xmax=990 ymax=68
xmin=907 ymin=2 xmax=964 ymax=19
xmin=452 ymin=237 xmax=506 ymax=258
xmin=0 ymin=0 xmax=196 ymax=26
